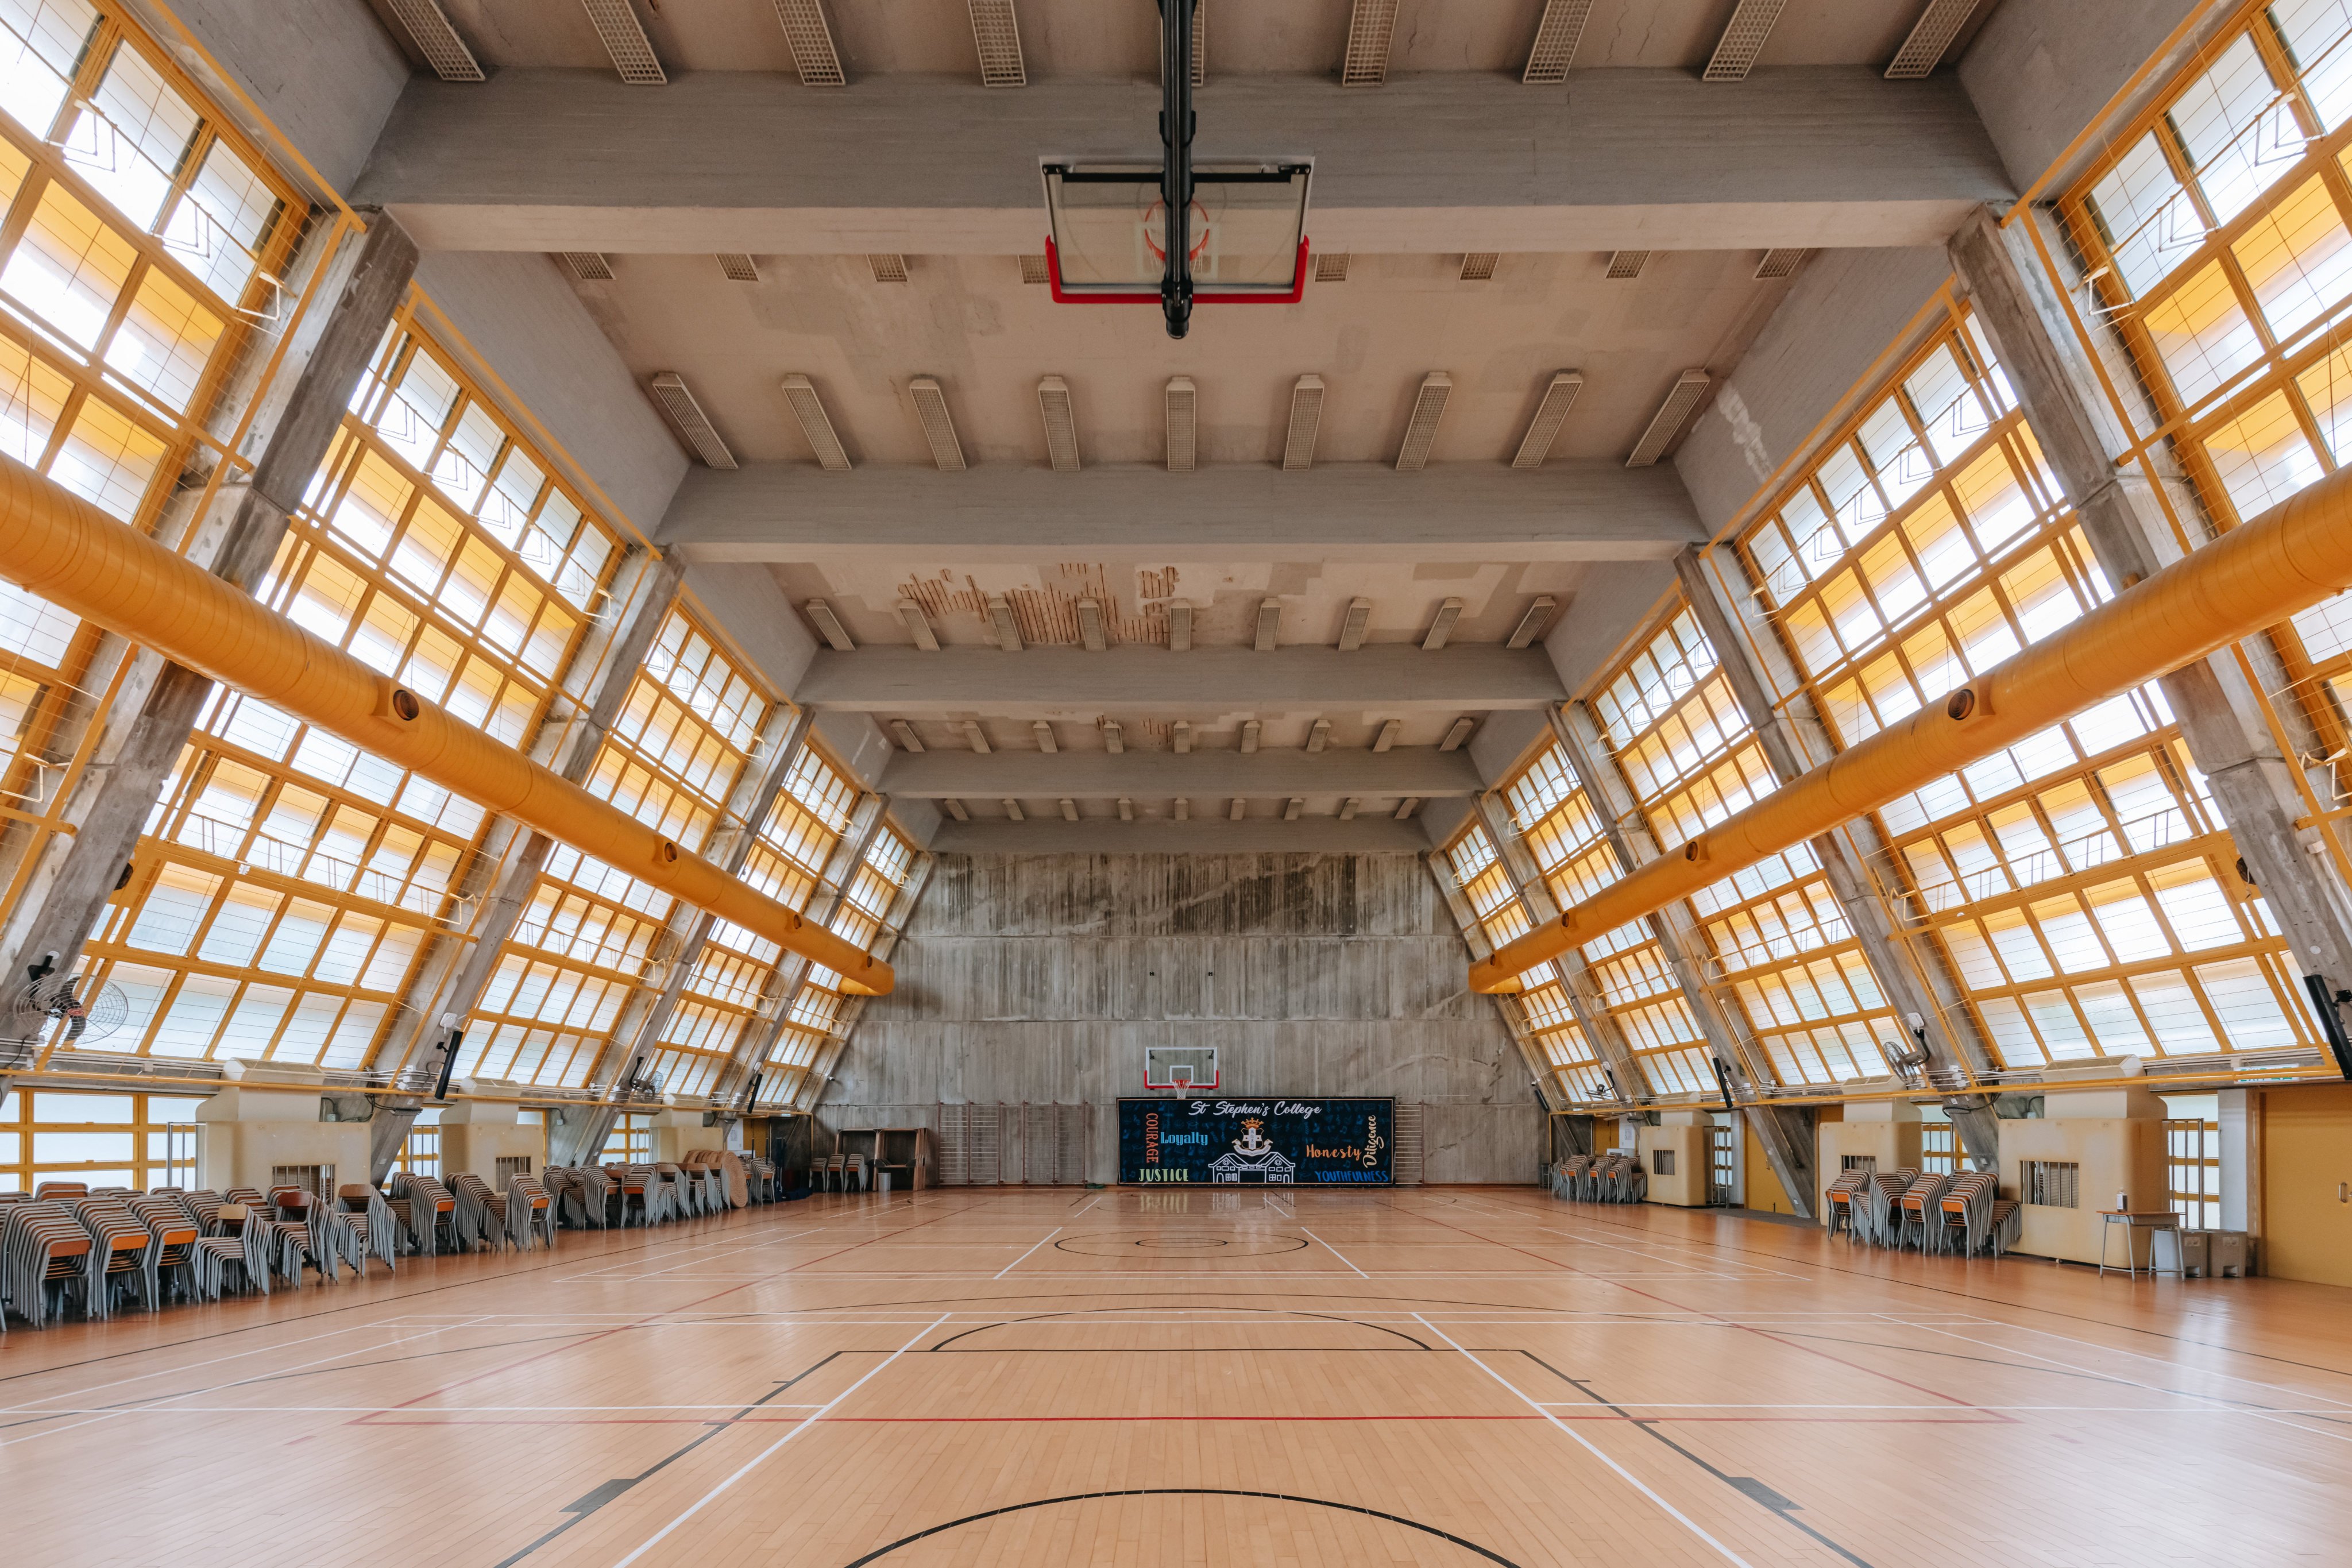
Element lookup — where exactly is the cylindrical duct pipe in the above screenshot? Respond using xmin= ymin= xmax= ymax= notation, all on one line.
xmin=1473 ymin=463 xmax=2352 ymax=994
xmin=0 ymin=458 xmax=891 ymax=996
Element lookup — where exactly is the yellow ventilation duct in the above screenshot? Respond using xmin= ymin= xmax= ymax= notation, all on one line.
xmin=1473 ymin=466 xmax=2352 ymax=994
xmin=0 ymin=458 xmax=891 ymax=996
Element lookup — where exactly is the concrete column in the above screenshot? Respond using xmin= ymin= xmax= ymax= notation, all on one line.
xmin=2217 ymin=1087 xmax=2257 ymax=1235
xmin=1548 ymin=702 xmax=1819 ymax=1216
xmin=0 ymin=213 xmax=420 ymax=995
xmin=1950 ymin=204 xmax=2352 ymax=1046
xmin=1673 ymin=544 xmax=2002 ymax=1170
xmin=368 ymin=551 xmax=683 ymax=1180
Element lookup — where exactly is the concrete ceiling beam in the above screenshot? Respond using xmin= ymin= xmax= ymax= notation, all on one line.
xmin=357 ymin=69 xmax=2010 ymax=254
xmin=880 ymin=748 xmax=1482 ymax=798
xmin=928 ymin=817 xmax=1433 ymax=853
xmin=796 ymin=646 xmax=1563 ymax=715
xmin=659 ymin=460 xmax=1702 ymax=564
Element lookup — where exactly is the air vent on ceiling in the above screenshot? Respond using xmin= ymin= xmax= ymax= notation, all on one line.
xmin=1076 ymin=597 xmax=1107 ymax=652
xmin=1339 ymin=797 xmax=1361 ymax=821
xmin=1165 ymin=376 xmax=1196 ymax=472
xmin=1003 ymin=798 xmax=1025 ymax=821
xmin=1605 ymin=251 xmax=1648 ymax=279
xmin=1241 ymin=719 xmax=1261 ymax=754
xmin=772 ymin=0 xmax=846 ymax=86
xmin=1394 ymin=797 xmax=1422 ymax=820
xmin=1102 ymin=719 xmax=1124 ymax=754
xmin=1314 ymin=253 xmax=1350 ymax=283
xmin=1174 ymin=797 xmax=1190 ymax=820
xmin=387 ymin=0 xmax=485 ymax=80
xmin=1754 ymin=248 xmax=1809 ymax=280
xmin=1173 ymin=721 xmax=1193 ymax=754
xmin=1119 ymin=797 xmax=1136 ymax=821
xmin=716 ymin=253 xmax=760 ymax=282
xmin=988 ymin=594 xmax=1024 ymax=651
xmin=1507 ymin=596 xmax=1558 ymax=650
xmin=1341 ymin=0 xmax=1397 ymax=86
xmin=1372 ymin=719 xmax=1401 ymax=752
xmin=1191 ymin=0 xmax=1206 ymax=85
xmin=1038 ymin=376 xmax=1080 ymax=472
xmin=1422 ymin=598 xmax=1463 ymax=651
xmin=1059 ymin=798 xmax=1079 ymax=822
xmin=1395 ymin=372 xmax=1452 ymax=470
xmin=890 ymin=720 xmax=924 ymax=752
xmin=943 ymin=797 xmax=969 ymax=821
xmin=1284 ymin=798 xmax=1303 ymax=821
xmin=1229 ymin=797 xmax=1248 ymax=821
xmin=1254 ymin=599 xmax=1281 ymax=652
xmin=1512 ymin=370 xmax=1583 ymax=469
xmin=650 ymin=372 xmax=736 ymax=468
xmin=868 ymin=254 xmax=910 ymax=283
xmin=1283 ymin=373 xmax=1325 ymax=471
xmin=961 ymin=720 xmax=992 ymax=754
xmin=561 ymin=253 xmax=613 ymax=281
xmin=1704 ymin=0 xmax=1786 ymax=82
xmin=805 ymin=599 xmax=854 ymax=651
xmin=1019 ymin=254 xmax=1050 ymax=284
xmin=1627 ymin=369 xmax=1710 ymax=466
xmin=908 ymin=376 xmax=966 ymax=470
xmin=581 ymin=0 xmax=666 ymax=83
xmin=1168 ymin=603 xmax=1193 ymax=652
xmin=1459 ymin=253 xmax=1499 ymax=281
xmin=1306 ymin=718 xmax=1330 ymax=753
xmin=781 ymin=374 xmax=852 ymax=470
xmin=1338 ymin=596 xmax=1370 ymax=652
xmin=1439 ymin=717 xmax=1476 ymax=752
xmin=1032 ymin=720 xmax=1056 ymax=753
xmin=1886 ymin=0 xmax=1980 ymax=79
xmin=897 ymin=598 xmax=939 ymax=651
xmin=1521 ymin=0 xmax=1593 ymax=83
xmin=968 ymin=0 xmax=1027 ymax=87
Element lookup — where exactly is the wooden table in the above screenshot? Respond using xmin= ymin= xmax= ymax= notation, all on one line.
xmin=2098 ymin=1210 xmax=2180 ymax=1277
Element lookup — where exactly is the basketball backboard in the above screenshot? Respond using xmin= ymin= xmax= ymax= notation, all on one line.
xmin=1143 ymin=1044 xmax=1219 ymax=1093
xmin=1042 ymin=161 xmax=1311 ymax=305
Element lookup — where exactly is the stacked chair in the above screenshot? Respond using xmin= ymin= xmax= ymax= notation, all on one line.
xmin=1545 ymin=1152 xmax=1647 ymax=1204
xmin=1826 ymin=1164 xmax=2020 ymax=1258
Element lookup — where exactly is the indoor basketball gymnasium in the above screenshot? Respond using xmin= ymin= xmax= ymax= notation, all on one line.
xmin=2 ymin=1 xmax=2351 ymax=1564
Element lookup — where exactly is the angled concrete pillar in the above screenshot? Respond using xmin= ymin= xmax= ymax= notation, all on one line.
xmin=1549 ymin=702 xmax=1818 ymax=1216
xmin=1420 ymin=848 xmax=1565 ymax=1103
xmin=1952 ymin=204 xmax=2352 ymax=1056
xmin=798 ymin=849 xmax=936 ymax=1115
xmin=1673 ymin=545 xmax=2001 ymax=1170
xmin=0 ymin=213 xmax=420 ymax=996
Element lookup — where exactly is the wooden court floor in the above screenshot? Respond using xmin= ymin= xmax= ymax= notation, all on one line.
xmin=4 ymin=1187 xmax=2348 ymax=1566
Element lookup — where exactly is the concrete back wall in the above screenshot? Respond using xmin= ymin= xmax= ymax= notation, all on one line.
xmin=828 ymin=852 xmax=1542 ymax=1184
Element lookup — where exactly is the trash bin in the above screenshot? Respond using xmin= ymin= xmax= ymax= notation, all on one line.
xmin=2208 ymin=1229 xmax=2252 ymax=1277
xmin=2152 ymin=1229 xmax=2210 ymax=1278
xmin=875 ymin=1171 xmax=892 ymax=1198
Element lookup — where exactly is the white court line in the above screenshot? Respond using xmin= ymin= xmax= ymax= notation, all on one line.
xmin=1071 ymin=1195 xmax=1106 ymax=1216
xmin=1999 ymin=1319 xmax=2352 ymax=1412
xmin=1299 ymin=1227 xmax=1367 ymax=1278
xmin=995 ymin=1227 xmax=1064 ymax=1279
xmin=612 ymin=1314 xmax=950 ymax=1568
xmin=1413 ymin=1314 xmax=1759 ymax=1568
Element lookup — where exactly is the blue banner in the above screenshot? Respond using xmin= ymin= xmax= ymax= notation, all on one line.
xmin=1119 ymin=1097 xmax=1393 ymax=1185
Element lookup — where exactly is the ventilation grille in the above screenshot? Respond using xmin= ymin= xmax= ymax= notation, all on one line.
xmin=1283 ymin=373 xmax=1324 ymax=470
xmin=1339 ymin=797 xmax=1360 ymax=821
xmin=1605 ymin=250 xmax=1648 ymax=279
xmin=1394 ymin=797 xmax=1422 ymax=820
xmin=1508 ymin=595 xmax=1558 ymax=650
xmin=1342 ymin=0 xmax=1397 ymax=86
xmin=1439 ymin=717 xmax=1476 ymax=752
xmin=1338 ymin=595 xmax=1370 ymax=651
xmin=1165 ymin=376 xmax=1196 ymax=473
xmin=650 ymin=372 xmax=736 ymax=469
xmin=1372 ymin=718 xmax=1400 ymax=752
xmin=387 ymin=0 xmax=485 ymax=80
xmin=1032 ymin=720 xmax=1056 ymax=752
xmin=1395 ymin=371 xmax=1452 ymax=471
xmin=1521 ymin=0 xmax=1593 ymax=84
xmin=943 ymin=797 xmax=968 ymax=821
xmin=961 ymin=720 xmax=991 ymax=754
xmin=1253 ymin=601 xmax=1280 ymax=652
xmin=1422 ymin=597 xmax=1463 ymax=651
xmin=1174 ymin=797 xmax=1189 ymax=820
xmin=1059 ymin=798 xmax=1079 ymax=822
xmin=968 ymin=0 xmax=1027 ymax=87
xmin=1037 ymin=376 xmax=1080 ymax=472
xmin=1173 ymin=721 xmax=1192 ymax=754
xmin=1192 ymin=0 xmax=1206 ymax=86
xmin=988 ymin=595 xmax=1024 ymax=651
xmin=772 ymin=0 xmax=845 ymax=86
xmin=1019 ymin=254 xmax=1049 ymax=284
xmin=897 ymin=598 xmax=939 ymax=651
xmin=1704 ymin=0 xmax=1786 ymax=82
xmin=1119 ymin=797 xmax=1135 ymax=821
xmin=1459 ymin=253 xmax=1499 ymax=281
xmin=1886 ymin=0 xmax=1979 ymax=79
xmin=781 ymin=374 xmax=852 ymax=470
xmin=1284 ymin=798 xmax=1304 ymax=821
xmin=890 ymin=720 xmax=924 ymax=752
xmin=1314 ymin=252 xmax=1350 ymax=282
xmin=1240 ymin=720 xmax=1261 ymax=753
xmin=806 ymin=599 xmax=854 ymax=651
xmin=1003 ymin=799 xmax=1024 ymax=821
xmin=1229 ymin=797 xmax=1247 ymax=822
xmin=1753 ymin=248 xmax=1808 ymax=280
xmin=909 ymin=376 xmax=966 ymax=470
xmin=1512 ymin=370 xmax=1582 ymax=469
xmin=562 ymin=252 xmax=613 ymax=281
xmin=716 ymin=253 xmax=760 ymax=282
xmin=868 ymin=253 xmax=910 ymax=283
xmin=1168 ymin=603 xmax=1192 ymax=652
xmin=581 ymin=0 xmax=666 ymax=83
xmin=1627 ymin=369 xmax=1710 ymax=467
xmin=1077 ymin=597 xmax=1107 ymax=651
xmin=1306 ymin=719 xmax=1330 ymax=753
xmin=1102 ymin=719 xmax=1124 ymax=754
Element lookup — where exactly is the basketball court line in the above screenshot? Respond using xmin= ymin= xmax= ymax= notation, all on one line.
xmin=993 ymin=1227 xmax=1063 ymax=1278
xmin=1297 ymin=1227 xmax=1367 ymax=1277
xmin=609 ymin=1314 xmax=951 ymax=1568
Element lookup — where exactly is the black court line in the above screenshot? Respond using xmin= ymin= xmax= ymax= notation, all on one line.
xmin=837 ymin=1488 xmax=1523 ymax=1566
xmin=929 ymin=1304 xmax=1430 ymax=1351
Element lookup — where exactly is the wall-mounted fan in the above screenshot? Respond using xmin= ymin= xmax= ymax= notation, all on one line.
xmin=5 ymin=975 xmax=129 ymax=1046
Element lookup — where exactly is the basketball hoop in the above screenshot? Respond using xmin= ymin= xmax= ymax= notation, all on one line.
xmin=1040 ymin=0 xmax=1311 ymax=337
xmin=1144 ymin=1044 xmax=1218 ymax=1093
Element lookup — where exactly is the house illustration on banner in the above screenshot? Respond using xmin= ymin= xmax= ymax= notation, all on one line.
xmin=1208 ymin=1118 xmax=1296 ymax=1184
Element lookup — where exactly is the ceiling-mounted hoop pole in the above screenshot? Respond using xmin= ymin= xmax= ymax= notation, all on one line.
xmin=1158 ymin=0 xmax=1196 ymax=338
